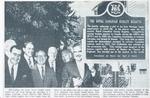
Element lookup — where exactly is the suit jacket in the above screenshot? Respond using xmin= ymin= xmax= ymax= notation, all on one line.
xmin=32 ymin=64 xmax=58 ymax=87
xmin=5 ymin=59 xmax=31 ymax=88
xmin=62 ymin=61 xmax=100 ymax=87
xmin=19 ymin=56 xmax=34 ymax=87
xmin=46 ymin=57 xmax=63 ymax=87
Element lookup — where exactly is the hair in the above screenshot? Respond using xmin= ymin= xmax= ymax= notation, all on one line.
xmin=35 ymin=50 xmax=47 ymax=57
xmin=73 ymin=42 xmax=81 ymax=48
xmin=62 ymin=49 xmax=72 ymax=55
xmin=48 ymin=46 xmax=58 ymax=54
xmin=23 ymin=41 xmax=33 ymax=48
xmin=61 ymin=49 xmax=73 ymax=62
xmin=10 ymin=45 xmax=22 ymax=52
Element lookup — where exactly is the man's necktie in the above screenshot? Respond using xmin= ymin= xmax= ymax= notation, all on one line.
xmin=41 ymin=66 xmax=45 ymax=79
xmin=28 ymin=58 xmax=34 ymax=69
xmin=28 ymin=58 xmax=31 ymax=65
xmin=51 ymin=62 xmax=56 ymax=72
xmin=11 ymin=65 xmax=14 ymax=81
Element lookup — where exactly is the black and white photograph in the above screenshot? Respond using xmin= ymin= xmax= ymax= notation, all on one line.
xmin=4 ymin=0 xmax=149 ymax=91
xmin=2 ymin=0 xmax=150 ymax=98
xmin=5 ymin=1 xmax=88 ymax=88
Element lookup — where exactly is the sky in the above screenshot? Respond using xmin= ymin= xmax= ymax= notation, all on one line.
xmin=70 ymin=1 xmax=100 ymax=17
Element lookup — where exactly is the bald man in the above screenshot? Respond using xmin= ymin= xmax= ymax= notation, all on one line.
xmin=32 ymin=50 xmax=58 ymax=87
xmin=47 ymin=47 xmax=63 ymax=87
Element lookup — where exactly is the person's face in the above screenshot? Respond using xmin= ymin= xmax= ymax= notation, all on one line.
xmin=9 ymin=48 xmax=21 ymax=65
xmin=73 ymin=45 xmax=82 ymax=61
xmin=35 ymin=51 xmax=47 ymax=65
xmin=62 ymin=53 xmax=71 ymax=63
xmin=23 ymin=43 xmax=34 ymax=57
xmin=48 ymin=47 xmax=57 ymax=61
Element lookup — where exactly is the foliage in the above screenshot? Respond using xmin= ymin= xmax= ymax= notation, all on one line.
xmin=5 ymin=2 xmax=81 ymax=47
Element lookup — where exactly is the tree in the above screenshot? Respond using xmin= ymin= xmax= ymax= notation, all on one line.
xmin=5 ymin=1 xmax=82 ymax=49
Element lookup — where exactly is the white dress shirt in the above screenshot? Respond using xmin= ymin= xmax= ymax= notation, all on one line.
xmin=8 ymin=60 xmax=18 ymax=80
xmin=24 ymin=54 xmax=34 ymax=69
xmin=76 ymin=61 xmax=85 ymax=79
xmin=48 ymin=60 xmax=56 ymax=72
xmin=37 ymin=64 xmax=45 ymax=79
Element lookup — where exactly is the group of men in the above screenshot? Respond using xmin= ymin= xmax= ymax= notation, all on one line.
xmin=5 ymin=41 xmax=100 ymax=88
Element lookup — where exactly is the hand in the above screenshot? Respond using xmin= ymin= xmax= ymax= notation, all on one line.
xmin=73 ymin=77 xmax=83 ymax=88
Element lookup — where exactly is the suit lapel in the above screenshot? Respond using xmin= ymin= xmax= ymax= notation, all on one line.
xmin=5 ymin=61 xmax=11 ymax=78
xmin=5 ymin=62 xmax=13 ymax=82
xmin=36 ymin=65 xmax=43 ymax=80
xmin=5 ymin=60 xmax=21 ymax=86
xmin=82 ymin=64 xmax=92 ymax=83
xmin=37 ymin=65 xmax=48 ymax=87
xmin=15 ymin=65 xmax=20 ymax=82
xmin=20 ymin=56 xmax=30 ymax=70
xmin=43 ymin=66 xmax=49 ymax=85
xmin=6 ymin=61 xmax=18 ymax=82
xmin=73 ymin=61 xmax=81 ymax=78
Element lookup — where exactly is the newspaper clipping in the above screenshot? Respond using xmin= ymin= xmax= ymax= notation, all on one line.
xmin=2 ymin=0 xmax=150 ymax=98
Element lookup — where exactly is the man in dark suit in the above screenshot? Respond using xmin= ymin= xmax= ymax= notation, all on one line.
xmin=62 ymin=43 xmax=101 ymax=87
xmin=21 ymin=41 xmax=35 ymax=69
xmin=19 ymin=41 xmax=35 ymax=87
xmin=5 ymin=45 xmax=31 ymax=87
xmin=47 ymin=47 xmax=63 ymax=87
xmin=32 ymin=50 xmax=58 ymax=87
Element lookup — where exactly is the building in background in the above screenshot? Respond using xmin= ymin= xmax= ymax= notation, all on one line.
xmin=92 ymin=1 xmax=127 ymax=15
